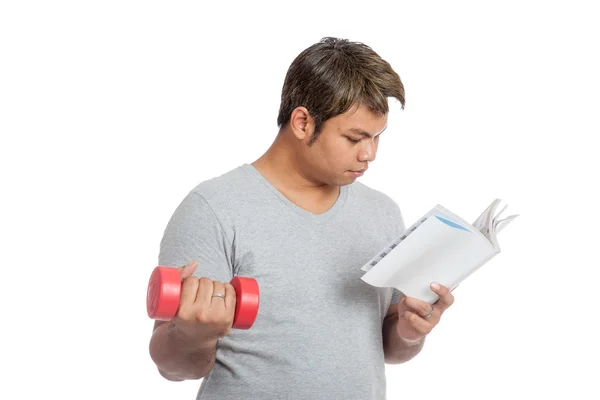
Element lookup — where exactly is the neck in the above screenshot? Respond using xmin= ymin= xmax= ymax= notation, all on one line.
xmin=251 ymin=132 xmax=337 ymax=197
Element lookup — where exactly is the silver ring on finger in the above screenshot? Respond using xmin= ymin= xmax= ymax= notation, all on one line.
xmin=423 ymin=307 xmax=434 ymax=319
xmin=212 ymin=292 xmax=225 ymax=299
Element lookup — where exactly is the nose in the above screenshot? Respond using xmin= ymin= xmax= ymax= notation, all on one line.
xmin=358 ymin=138 xmax=377 ymax=162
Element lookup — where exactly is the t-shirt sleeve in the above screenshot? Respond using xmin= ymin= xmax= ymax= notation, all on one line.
xmin=158 ymin=191 xmax=234 ymax=283
xmin=391 ymin=289 xmax=403 ymax=305
xmin=389 ymin=200 xmax=406 ymax=305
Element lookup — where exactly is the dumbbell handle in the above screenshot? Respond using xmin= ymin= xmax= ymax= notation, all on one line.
xmin=146 ymin=266 xmax=259 ymax=330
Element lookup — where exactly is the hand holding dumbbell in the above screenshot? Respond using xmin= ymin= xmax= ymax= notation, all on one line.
xmin=147 ymin=260 xmax=260 ymax=339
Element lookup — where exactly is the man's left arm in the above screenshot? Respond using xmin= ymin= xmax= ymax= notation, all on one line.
xmin=383 ymin=282 xmax=455 ymax=364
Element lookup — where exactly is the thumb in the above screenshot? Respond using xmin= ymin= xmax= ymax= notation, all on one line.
xmin=178 ymin=259 xmax=198 ymax=279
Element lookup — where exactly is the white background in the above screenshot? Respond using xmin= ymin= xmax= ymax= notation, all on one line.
xmin=1 ymin=1 xmax=598 ymax=399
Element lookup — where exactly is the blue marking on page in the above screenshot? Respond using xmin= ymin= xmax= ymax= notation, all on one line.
xmin=435 ymin=216 xmax=471 ymax=232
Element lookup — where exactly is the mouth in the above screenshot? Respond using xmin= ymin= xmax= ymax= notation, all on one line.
xmin=349 ymin=169 xmax=367 ymax=177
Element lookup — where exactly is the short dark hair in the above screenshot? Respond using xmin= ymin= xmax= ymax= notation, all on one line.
xmin=277 ymin=37 xmax=405 ymax=145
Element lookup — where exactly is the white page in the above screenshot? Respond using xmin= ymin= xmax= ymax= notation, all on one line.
xmin=494 ymin=214 xmax=519 ymax=234
xmin=360 ymin=214 xmax=497 ymax=304
xmin=472 ymin=199 xmax=502 ymax=234
xmin=482 ymin=199 xmax=501 ymax=241
xmin=493 ymin=204 xmax=508 ymax=227
xmin=361 ymin=212 xmax=433 ymax=273
xmin=486 ymin=200 xmax=518 ymax=250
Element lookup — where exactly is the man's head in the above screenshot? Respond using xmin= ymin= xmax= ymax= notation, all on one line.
xmin=276 ymin=37 xmax=405 ymax=186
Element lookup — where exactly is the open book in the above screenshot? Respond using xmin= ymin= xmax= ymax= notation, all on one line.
xmin=360 ymin=199 xmax=519 ymax=304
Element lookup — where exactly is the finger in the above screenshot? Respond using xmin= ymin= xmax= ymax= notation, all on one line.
xmin=223 ymin=283 xmax=236 ymax=312
xmin=178 ymin=260 xmax=198 ymax=279
xmin=398 ymin=293 xmax=408 ymax=303
xmin=180 ymin=276 xmax=200 ymax=306
xmin=397 ymin=293 xmax=408 ymax=309
xmin=403 ymin=311 xmax=434 ymax=336
xmin=198 ymin=277 xmax=215 ymax=305
xmin=431 ymin=282 xmax=455 ymax=312
xmin=211 ymin=281 xmax=226 ymax=306
xmin=403 ymin=296 xmax=434 ymax=319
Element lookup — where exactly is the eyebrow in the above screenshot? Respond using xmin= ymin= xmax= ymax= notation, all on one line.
xmin=346 ymin=126 xmax=388 ymax=138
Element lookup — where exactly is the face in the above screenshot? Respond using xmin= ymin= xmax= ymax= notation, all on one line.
xmin=290 ymin=103 xmax=388 ymax=186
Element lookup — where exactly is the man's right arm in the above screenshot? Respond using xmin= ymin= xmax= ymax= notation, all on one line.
xmin=149 ymin=320 xmax=218 ymax=381
xmin=151 ymin=191 xmax=236 ymax=381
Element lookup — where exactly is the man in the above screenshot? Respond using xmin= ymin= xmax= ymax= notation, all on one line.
xmin=149 ymin=37 xmax=455 ymax=399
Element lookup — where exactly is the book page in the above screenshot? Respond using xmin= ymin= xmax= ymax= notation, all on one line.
xmin=361 ymin=211 xmax=434 ymax=272
xmin=473 ymin=199 xmax=501 ymax=239
xmin=360 ymin=199 xmax=519 ymax=303
xmin=361 ymin=204 xmax=484 ymax=273
xmin=369 ymin=200 xmax=517 ymax=271
xmin=494 ymin=214 xmax=519 ymax=234
xmin=484 ymin=200 xmax=520 ymax=250
xmin=493 ymin=204 xmax=508 ymax=227
xmin=360 ymin=214 xmax=497 ymax=303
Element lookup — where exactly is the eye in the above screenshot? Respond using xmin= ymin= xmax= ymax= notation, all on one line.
xmin=346 ymin=137 xmax=361 ymax=144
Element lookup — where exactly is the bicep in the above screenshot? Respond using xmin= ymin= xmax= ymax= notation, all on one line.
xmin=158 ymin=191 xmax=234 ymax=283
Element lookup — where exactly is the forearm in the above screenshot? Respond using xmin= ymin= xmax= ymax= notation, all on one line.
xmin=382 ymin=313 xmax=425 ymax=364
xmin=149 ymin=322 xmax=218 ymax=381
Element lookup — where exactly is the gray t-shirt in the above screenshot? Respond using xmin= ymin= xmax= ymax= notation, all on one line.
xmin=158 ymin=163 xmax=405 ymax=400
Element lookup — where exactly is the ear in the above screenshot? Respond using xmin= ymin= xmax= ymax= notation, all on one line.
xmin=289 ymin=106 xmax=315 ymax=141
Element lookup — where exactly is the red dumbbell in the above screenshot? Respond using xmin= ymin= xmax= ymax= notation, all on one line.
xmin=146 ymin=266 xmax=260 ymax=330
